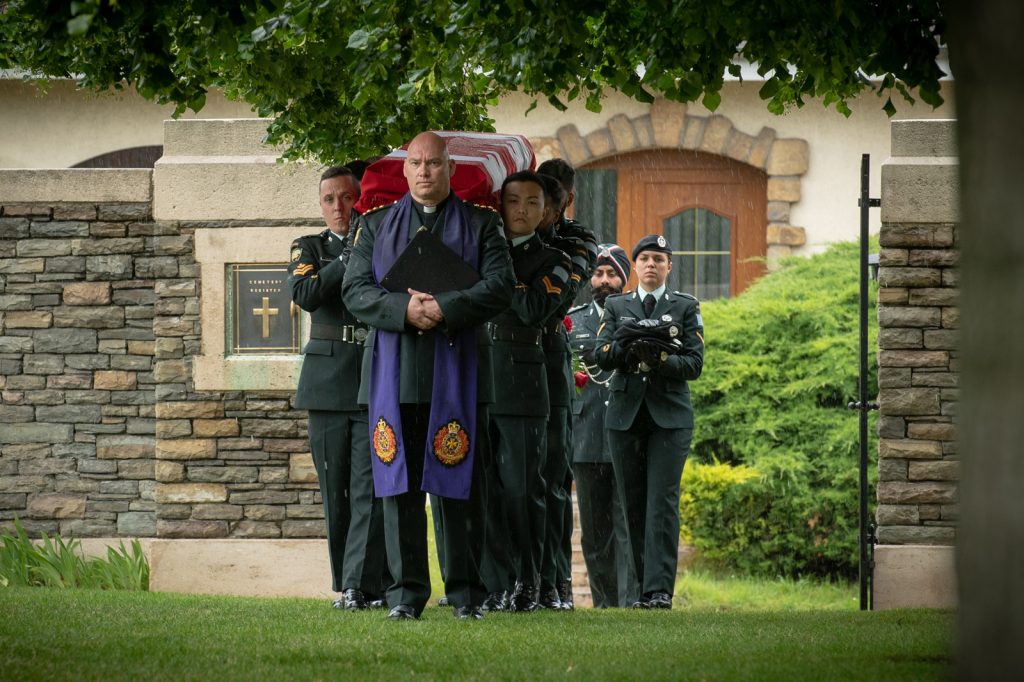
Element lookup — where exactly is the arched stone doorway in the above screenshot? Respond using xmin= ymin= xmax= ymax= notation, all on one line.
xmin=575 ymin=149 xmax=766 ymax=298
xmin=530 ymin=99 xmax=810 ymax=294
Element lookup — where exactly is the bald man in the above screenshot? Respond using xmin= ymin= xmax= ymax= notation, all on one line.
xmin=342 ymin=132 xmax=515 ymax=621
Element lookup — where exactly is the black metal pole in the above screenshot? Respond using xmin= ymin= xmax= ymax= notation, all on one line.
xmin=857 ymin=154 xmax=871 ymax=611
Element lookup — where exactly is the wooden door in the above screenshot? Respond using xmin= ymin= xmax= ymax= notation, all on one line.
xmin=576 ymin=150 xmax=766 ymax=298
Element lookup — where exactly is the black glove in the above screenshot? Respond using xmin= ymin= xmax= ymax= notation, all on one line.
xmin=632 ymin=339 xmax=664 ymax=366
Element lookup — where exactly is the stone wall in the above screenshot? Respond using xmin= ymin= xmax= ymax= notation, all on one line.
xmin=1 ymin=172 xmax=160 ymax=536
xmin=0 ymin=122 xmax=327 ymax=540
xmin=874 ymin=119 xmax=958 ymax=608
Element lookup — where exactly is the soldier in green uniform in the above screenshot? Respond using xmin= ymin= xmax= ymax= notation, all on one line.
xmin=568 ymin=243 xmax=639 ymax=608
xmin=482 ymin=171 xmax=572 ymax=612
xmin=342 ymin=132 xmax=515 ymax=621
xmin=536 ymin=160 xmax=599 ymax=609
xmin=594 ymin=234 xmax=704 ymax=609
xmin=288 ymin=166 xmax=388 ymax=610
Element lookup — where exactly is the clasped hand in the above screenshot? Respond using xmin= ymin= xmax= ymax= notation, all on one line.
xmin=406 ymin=288 xmax=444 ymax=330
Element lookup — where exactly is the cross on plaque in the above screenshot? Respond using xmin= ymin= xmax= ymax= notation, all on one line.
xmin=252 ymin=296 xmax=279 ymax=338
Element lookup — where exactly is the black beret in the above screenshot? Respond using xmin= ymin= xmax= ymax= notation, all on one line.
xmin=631 ymin=234 xmax=673 ymax=261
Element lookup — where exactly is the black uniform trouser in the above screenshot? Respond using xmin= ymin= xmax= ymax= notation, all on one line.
xmin=539 ymin=404 xmax=570 ymax=590
xmin=383 ymin=405 xmax=486 ymax=614
xmin=607 ymin=404 xmax=693 ymax=597
xmin=573 ymin=461 xmax=638 ymax=607
xmin=558 ymin=408 xmax=574 ymax=588
xmin=488 ymin=414 xmax=547 ymax=586
xmin=308 ymin=409 xmax=388 ymax=595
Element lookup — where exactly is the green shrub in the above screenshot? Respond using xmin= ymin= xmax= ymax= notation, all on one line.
xmin=0 ymin=519 xmax=149 ymax=590
xmin=683 ymin=240 xmax=877 ymax=579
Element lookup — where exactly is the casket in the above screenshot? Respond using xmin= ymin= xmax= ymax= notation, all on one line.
xmin=353 ymin=131 xmax=535 ymax=214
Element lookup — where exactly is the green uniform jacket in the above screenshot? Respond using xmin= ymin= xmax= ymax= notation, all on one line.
xmin=289 ymin=229 xmax=364 ymax=411
xmin=568 ymin=302 xmax=615 ymax=463
xmin=342 ymin=194 xmax=515 ymax=405
xmin=490 ymin=233 xmax=572 ymax=417
xmin=594 ymin=290 xmax=704 ymax=430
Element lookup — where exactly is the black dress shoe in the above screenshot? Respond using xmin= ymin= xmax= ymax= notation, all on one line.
xmin=367 ymin=598 xmax=386 ymax=610
xmin=647 ymin=592 xmax=672 ymax=609
xmin=538 ymin=584 xmax=562 ymax=610
xmin=557 ymin=579 xmax=574 ymax=611
xmin=387 ymin=604 xmax=418 ymax=620
xmin=453 ymin=605 xmax=485 ymax=620
xmin=631 ymin=596 xmax=650 ymax=609
xmin=341 ymin=588 xmax=367 ymax=611
xmin=510 ymin=582 xmax=539 ymax=613
xmin=482 ymin=590 xmax=507 ymax=613
xmin=437 ymin=596 xmax=450 ymax=607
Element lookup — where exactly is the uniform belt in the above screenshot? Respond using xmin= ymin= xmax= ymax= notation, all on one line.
xmin=310 ymin=323 xmax=368 ymax=343
xmin=486 ymin=322 xmax=541 ymax=346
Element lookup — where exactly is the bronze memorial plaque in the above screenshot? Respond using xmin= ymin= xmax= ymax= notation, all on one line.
xmin=230 ymin=263 xmax=299 ymax=354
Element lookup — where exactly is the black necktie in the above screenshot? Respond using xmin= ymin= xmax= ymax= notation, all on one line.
xmin=643 ymin=294 xmax=656 ymax=318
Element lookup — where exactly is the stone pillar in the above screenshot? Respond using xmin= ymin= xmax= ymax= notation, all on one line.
xmin=151 ymin=118 xmax=322 ymax=539
xmin=874 ymin=119 xmax=959 ymax=609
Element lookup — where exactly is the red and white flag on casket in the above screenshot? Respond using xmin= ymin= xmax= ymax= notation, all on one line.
xmin=353 ymin=131 xmax=536 ymax=214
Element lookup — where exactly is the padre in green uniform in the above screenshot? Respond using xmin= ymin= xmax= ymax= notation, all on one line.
xmin=342 ymin=133 xmax=515 ymax=621
xmin=594 ymin=234 xmax=704 ymax=609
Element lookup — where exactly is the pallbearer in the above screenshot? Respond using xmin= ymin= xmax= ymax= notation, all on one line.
xmin=484 ymin=171 xmax=572 ymax=612
xmin=536 ymin=159 xmax=599 ymax=609
xmin=289 ymin=166 xmax=388 ymax=610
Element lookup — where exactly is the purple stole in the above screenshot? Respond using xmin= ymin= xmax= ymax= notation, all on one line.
xmin=368 ymin=194 xmax=479 ymax=500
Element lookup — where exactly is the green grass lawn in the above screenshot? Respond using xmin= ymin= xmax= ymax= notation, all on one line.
xmin=0 ymin=587 xmax=951 ymax=682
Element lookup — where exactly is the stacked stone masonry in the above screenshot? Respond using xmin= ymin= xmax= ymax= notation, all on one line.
xmin=1 ymin=200 xmax=160 ymax=537
xmin=876 ymin=119 xmax=960 ymax=547
xmin=1 ymin=193 xmax=326 ymax=539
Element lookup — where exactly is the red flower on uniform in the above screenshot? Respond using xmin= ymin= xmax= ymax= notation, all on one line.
xmin=574 ymin=371 xmax=588 ymax=389
xmin=563 ymin=316 xmax=572 ymax=333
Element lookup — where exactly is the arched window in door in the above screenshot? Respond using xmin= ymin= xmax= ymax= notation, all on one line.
xmin=663 ymin=207 xmax=732 ymax=300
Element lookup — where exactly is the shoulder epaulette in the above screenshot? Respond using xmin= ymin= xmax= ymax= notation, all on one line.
xmin=604 ymin=292 xmax=629 ymax=302
xmin=672 ymin=291 xmax=699 ymax=301
xmin=363 ymin=200 xmax=397 ymax=216
xmin=567 ymin=303 xmax=588 ymax=315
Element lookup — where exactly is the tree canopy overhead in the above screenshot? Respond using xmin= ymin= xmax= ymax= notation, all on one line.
xmin=0 ymin=1 xmax=946 ymax=163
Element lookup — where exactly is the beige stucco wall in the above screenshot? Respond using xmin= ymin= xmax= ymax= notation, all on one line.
xmin=0 ymin=79 xmax=256 ymax=168
xmin=1 ymin=77 xmax=954 ymax=253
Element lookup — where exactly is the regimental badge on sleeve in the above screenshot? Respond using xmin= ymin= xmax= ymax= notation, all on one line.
xmin=290 ymin=245 xmax=302 ymax=262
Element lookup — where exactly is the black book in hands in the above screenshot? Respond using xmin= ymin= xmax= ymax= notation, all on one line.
xmin=379 ymin=228 xmax=480 ymax=294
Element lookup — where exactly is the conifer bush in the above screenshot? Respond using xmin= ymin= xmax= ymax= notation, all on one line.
xmin=682 ymin=240 xmax=877 ymax=579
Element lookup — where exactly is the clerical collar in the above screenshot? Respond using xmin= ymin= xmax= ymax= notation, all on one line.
xmin=510 ymin=233 xmax=534 ymax=247
xmin=413 ymin=196 xmax=448 ymax=214
xmin=637 ymin=283 xmax=667 ymax=300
